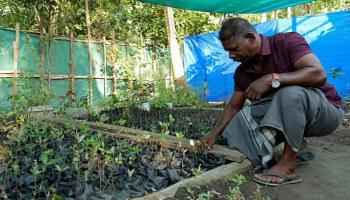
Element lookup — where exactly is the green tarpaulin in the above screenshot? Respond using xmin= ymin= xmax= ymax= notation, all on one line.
xmin=138 ymin=0 xmax=314 ymax=14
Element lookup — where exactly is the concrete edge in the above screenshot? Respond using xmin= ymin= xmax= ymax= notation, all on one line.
xmin=134 ymin=159 xmax=252 ymax=200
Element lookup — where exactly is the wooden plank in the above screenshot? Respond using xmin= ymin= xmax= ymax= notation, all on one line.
xmin=12 ymin=23 xmax=20 ymax=95
xmin=38 ymin=117 xmax=245 ymax=162
xmin=135 ymin=160 xmax=252 ymax=200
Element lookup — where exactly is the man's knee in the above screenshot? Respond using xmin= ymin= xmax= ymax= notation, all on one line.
xmin=274 ymin=86 xmax=307 ymax=103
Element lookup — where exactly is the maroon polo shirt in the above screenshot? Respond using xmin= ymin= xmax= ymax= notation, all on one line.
xmin=233 ymin=32 xmax=343 ymax=108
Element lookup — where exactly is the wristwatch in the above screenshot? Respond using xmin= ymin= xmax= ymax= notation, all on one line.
xmin=271 ymin=73 xmax=281 ymax=88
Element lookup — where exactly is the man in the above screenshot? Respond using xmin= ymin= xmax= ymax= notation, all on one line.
xmin=199 ymin=17 xmax=344 ymax=186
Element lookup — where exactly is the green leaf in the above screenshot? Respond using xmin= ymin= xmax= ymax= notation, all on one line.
xmin=52 ymin=194 xmax=64 ymax=200
xmin=12 ymin=163 xmax=20 ymax=176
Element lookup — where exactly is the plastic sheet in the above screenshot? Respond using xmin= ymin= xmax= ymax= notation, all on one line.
xmin=183 ymin=11 xmax=350 ymax=102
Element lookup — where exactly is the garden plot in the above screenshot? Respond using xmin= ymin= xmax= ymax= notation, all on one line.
xmin=89 ymin=107 xmax=225 ymax=140
xmin=1 ymin=109 xmax=245 ymax=199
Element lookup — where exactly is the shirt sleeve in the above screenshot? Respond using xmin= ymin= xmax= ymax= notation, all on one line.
xmin=286 ymin=32 xmax=313 ymax=64
xmin=233 ymin=66 xmax=245 ymax=92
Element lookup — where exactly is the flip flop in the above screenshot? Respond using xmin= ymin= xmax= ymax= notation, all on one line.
xmin=252 ymin=171 xmax=302 ymax=187
xmin=296 ymin=151 xmax=315 ymax=166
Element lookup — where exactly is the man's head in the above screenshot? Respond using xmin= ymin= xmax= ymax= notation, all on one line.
xmin=219 ymin=17 xmax=260 ymax=63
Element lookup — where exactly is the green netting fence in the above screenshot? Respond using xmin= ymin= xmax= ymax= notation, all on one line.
xmin=0 ymin=27 xmax=172 ymax=109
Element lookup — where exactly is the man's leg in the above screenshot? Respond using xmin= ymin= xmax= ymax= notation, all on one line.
xmin=254 ymin=86 xmax=343 ymax=184
xmin=254 ymin=141 xmax=297 ymax=183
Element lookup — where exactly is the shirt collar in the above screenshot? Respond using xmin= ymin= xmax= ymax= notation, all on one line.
xmin=260 ymin=34 xmax=271 ymax=56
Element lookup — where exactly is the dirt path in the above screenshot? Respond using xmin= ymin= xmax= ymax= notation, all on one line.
xmin=241 ymin=127 xmax=350 ymax=200
xmin=168 ymin=127 xmax=350 ymax=200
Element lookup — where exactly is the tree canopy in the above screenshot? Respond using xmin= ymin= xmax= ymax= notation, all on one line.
xmin=0 ymin=0 xmax=349 ymax=47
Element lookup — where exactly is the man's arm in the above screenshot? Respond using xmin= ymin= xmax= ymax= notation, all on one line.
xmin=198 ymin=91 xmax=246 ymax=150
xmin=278 ymin=53 xmax=326 ymax=86
xmin=245 ymin=53 xmax=326 ymax=101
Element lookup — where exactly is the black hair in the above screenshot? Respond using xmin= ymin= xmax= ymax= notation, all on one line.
xmin=219 ymin=17 xmax=257 ymax=42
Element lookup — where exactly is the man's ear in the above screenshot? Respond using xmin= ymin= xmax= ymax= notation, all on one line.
xmin=245 ymin=32 xmax=256 ymax=43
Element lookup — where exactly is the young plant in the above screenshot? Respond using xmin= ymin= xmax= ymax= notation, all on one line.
xmin=116 ymin=118 xmax=127 ymax=126
xmin=227 ymin=174 xmax=246 ymax=200
xmin=198 ymin=191 xmax=214 ymax=200
xmin=191 ymin=164 xmax=202 ymax=177
xmin=252 ymin=185 xmax=272 ymax=200
xmin=158 ymin=114 xmax=175 ymax=135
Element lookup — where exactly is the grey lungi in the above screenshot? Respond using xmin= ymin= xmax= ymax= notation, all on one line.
xmin=222 ymin=86 xmax=344 ymax=169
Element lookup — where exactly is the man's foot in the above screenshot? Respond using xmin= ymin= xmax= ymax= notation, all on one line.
xmin=254 ymin=162 xmax=296 ymax=184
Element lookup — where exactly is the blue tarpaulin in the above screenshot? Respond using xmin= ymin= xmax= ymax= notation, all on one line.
xmin=183 ymin=10 xmax=350 ymax=102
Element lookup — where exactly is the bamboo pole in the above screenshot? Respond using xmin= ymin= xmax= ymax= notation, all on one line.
xmin=12 ymin=23 xmax=20 ymax=95
xmin=70 ymin=32 xmax=76 ymax=105
xmin=85 ymin=0 xmax=93 ymax=106
xmin=287 ymin=7 xmax=293 ymax=18
xmin=103 ymin=36 xmax=107 ymax=97
xmin=164 ymin=7 xmax=185 ymax=84
xmin=260 ymin=13 xmax=267 ymax=22
xmin=111 ymin=30 xmax=117 ymax=94
xmin=37 ymin=116 xmax=245 ymax=162
xmin=39 ymin=15 xmax=45 ymax=87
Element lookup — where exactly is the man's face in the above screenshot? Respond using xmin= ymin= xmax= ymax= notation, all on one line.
xmin=222 ymin=34 xmax=256 ymax=63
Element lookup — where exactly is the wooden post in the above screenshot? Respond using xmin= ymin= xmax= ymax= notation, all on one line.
xmin=111 ymin=30 xmax=117 ymax=94
xmin=103 ymin=36 xmax=107 ymax=97
xmin=70 ymin=32 xmax=76 ymax=105
xmin=260 ymin=13 xmax=267 ymax=22
xmin=305 ymin=3 xmax=313 ymax=15
xmin=39 ymin=15 xmax=45 ymax=87
xmin=85 ymin=0 xmax=93 ymax=105
xmin=271 ymin=11 xmax=277 ymax=19
xmin=12 ymin=23 xmax=20 ymax=95
xmin=164 ymin=7 xmax=185 ymax=84
xmin=287 ymin=7 xmax=293 ymax=18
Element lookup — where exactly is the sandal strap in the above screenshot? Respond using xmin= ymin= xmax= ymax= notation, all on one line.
xmin=261 ymin=171 xmax=290 ymax=181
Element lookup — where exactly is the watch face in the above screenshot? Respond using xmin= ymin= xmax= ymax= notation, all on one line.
xmin=272 ymin=80 xmax=280 ymax=88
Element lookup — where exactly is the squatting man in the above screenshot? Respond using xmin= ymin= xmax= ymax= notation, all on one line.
xmin=198 ymin=17 xmax=344 ymax=186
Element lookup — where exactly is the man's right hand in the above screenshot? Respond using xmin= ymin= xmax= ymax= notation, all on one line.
xmin=197 ymin=133 xmax=217 ymax=152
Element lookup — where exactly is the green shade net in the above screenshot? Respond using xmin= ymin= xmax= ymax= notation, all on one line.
xmin=138 ymin=0 xmax=314 ymax=14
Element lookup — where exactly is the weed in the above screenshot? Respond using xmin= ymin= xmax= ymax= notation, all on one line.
xmin=191 ymin=164 xmax=202 ymax=176
xmin=251 ymin=185 xmax=272 ymax=200
xmin=227 ymin=174 xmax=246 ymax=200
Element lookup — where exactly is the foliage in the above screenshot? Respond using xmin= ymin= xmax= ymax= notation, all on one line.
xmin=0 ymin=0 xmax=219 ymax=47
xmin=0 ymin=116 xmax=225 ymax=199
xmin=227 ymin=174 xmax=246 ymax=200
xmin=251 ymin=185 xmax=272 ymax=200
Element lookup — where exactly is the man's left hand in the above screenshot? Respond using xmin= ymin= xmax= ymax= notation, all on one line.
xmin=245 ymin=74 xmax=272 ymax=101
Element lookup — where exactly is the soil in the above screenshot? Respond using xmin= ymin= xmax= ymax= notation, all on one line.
xmin=167 ymin=126 xmax=350 ymax=200
xmin=90 ymin=108 xmax=223 ymax=140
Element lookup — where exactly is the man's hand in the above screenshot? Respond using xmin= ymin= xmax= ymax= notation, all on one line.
xmin=245 ymin=74 xmax=272 ymax=101
xmin=197 ymin=133 xmax=217 ymax=151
